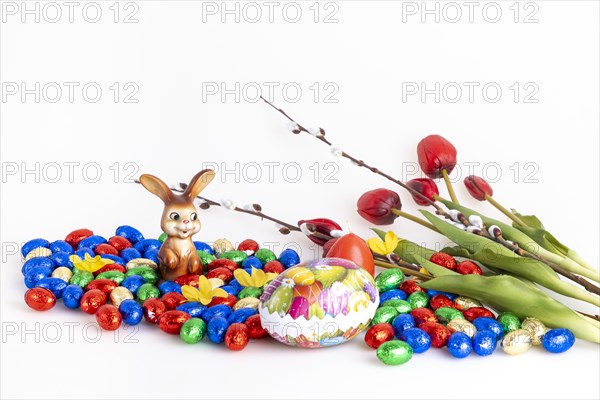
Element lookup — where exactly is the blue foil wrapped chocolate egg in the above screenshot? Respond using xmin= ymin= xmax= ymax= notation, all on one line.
xmin=50 ymin=252 xmax=74 ymax=269
xmin=78 ymin=235 xmax=107 ymax=250
xmin=472 ymin=330 xmax=498 ymax=356
xmin=134 ymin=239 xmax=162 ymax=253
xmin=473 ymin=317 xmax=504 ymax=340
xmin=49 ymin=240 xmax=73 ymax=254
xmin=207 ymin=316 xmax=230 ymax=343
xmin=22 ymin=257 xmax=55 ymax=276
xmin=202 ymin=304 xmax=233 ymax=322
xmin=120 ymin=248 xmax=142 ymax=263
xmin=119 ymin=299 xmax=144 ymax=325
xmin=121 ymin=275 xmax=146 ymax=295
xmin=278 ymin=249 xmax=300 ymax=269
xmin=22 ymin=238 xmax=50 ymax=257
xmin=100 ymin=254 xmax=125 ymax=265
xmin=36 ymin=277 xmax=68 ymax=299
xmin=62 ymin=284 xmax=84 ymax=309
xmin=115 ymin=226 xmax=145 ymax=244
xmin=400 ymin=328 xmax=432 ymax=353
xmin=227 ymin=308 xmax=257 ymax=324
xmin=447 ymin=332 xmax=473 ymax=358
xmin=392 ymin=314 xmax=416 ymax=337
xmin=380 ymin=289 xmax=407 ymax=303
xmin=542 ymin=328 xmax=575 ymax=353
xmin=25 ymin=266 xmax=53 ymax=288
xmin=242 ymin=256 xmax=263 ymax=270
xmin=75 ymin=248 xmax=95 ymax=258
xmin=194 ymin=241 xmax=213 ymax=255
xmin=176 ymin=302 xmax=207 ymax=318
xmin=144 ymin=249 xmax=160 ymax=264
xmin=158 ymin=281 xmax=182 ymax=296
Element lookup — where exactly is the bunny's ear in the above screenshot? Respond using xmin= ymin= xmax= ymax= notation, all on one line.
xmin=183 ymin=169 xmax=216 ymax=201
xmin=139 ymin=174 xmax=174 ymax=204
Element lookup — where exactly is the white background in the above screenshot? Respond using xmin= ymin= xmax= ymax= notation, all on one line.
xmin=1 ymin=1 xmax=599 ymax=399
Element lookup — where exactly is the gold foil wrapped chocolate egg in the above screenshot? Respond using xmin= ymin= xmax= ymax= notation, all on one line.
xmin=208 ymin=278 xmax=225 ymax=289
xmin=51 ymin=267 xmax=73 ymax=283
xmin=521 ymin=317 xmax=547 ymax=346
xmin=233 ymin=297 xmax=260 ymax=310
xmin=213 ymin=239 xmax=234 ymax=255
xmin=126 ymin=258 xmax=158 ymax=270
xmin=25 ymin=247 xmax=53 ymax=261
xmin=447 ymin=318 xmax=477 ymax=338
xmin=110 ymin=286 xmax=134 ymax=307
xmin=501 ymin=329 xmax=533 ymax=355
xmin=454 ymin=296 xmax=482 ymax=311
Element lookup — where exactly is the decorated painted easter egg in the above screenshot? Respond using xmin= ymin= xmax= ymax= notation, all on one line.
xmin=259 ymin=258 xmax=379 ymax=348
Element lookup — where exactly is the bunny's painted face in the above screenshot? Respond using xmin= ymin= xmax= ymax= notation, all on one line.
xmin=161 ymin=205 xmax=201 ymax=239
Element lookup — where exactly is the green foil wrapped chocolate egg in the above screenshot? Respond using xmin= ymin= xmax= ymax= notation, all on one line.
xmin=408 ymin=291 xmax=429 ymax=309
xmin=497 ymin=312 xmax=521 ymax=334
xmin=180 ymin=318 xmax=207 ymax=344
xmin=219 ymin=250 xmax=248 ymax=265
xmin=382 ymin=299 xmax=412 ymax=314
xmin=96 ymin=271 xmax=125 ymax=285
xmin=376 ymin=340 xmax=413 ymax=366
xmin=70 ymin=270 xmax=94 ymax=288
xmin=238 ymin=287 xmax=263 ymax=299
xmin=255 ymin=248 xmax=277 ymax=265
xmin=372 ymin=306 xmax=399 ymax=325
xmin=136 ymin=283 xmax=160 ymax=301
xmin=125 ymin=266 xmax=158 ymax=285
xmin=435 ymin=307 xmax=464 ymax=323
xmin=375 ymin=269 xmax=404 ymax=293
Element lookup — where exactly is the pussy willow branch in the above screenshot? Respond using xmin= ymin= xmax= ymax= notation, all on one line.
xmin=133 ymin=180 xmax=301 ymax=233
xmin=260 ymin=100 xmax=600 ymax=296
xmin=260 ymin=96 xmax=454 ymax=221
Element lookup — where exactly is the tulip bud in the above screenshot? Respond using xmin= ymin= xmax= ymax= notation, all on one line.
xmin=297 ymin=218 xmax=342 ymax=246
xmin=464 ymin=175 xmax=493 ymax=201
xmin=357 ymin=189 xmax=401 ymax=226
xmin=406 ymin=178 xmax=439 ymax=206
xmin=417 ymin=135 xmax=458 ymax=179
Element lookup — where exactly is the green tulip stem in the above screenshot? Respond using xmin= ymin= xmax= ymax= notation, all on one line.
xmin=392 ymin=209 xmax=440 ymax=233
xmin=373 ymin=259 xmax=432 ymax=281
xmin=484 ymin=194 xmax=528 ymax=227
xmin=441 ymin=169 xmax=459 ymax=204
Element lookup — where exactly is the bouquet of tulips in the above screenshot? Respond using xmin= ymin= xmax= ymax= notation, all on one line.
xmin=257 ymin=99 xmax=600 ymax=344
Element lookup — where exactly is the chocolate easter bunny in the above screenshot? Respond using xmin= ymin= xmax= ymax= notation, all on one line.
xmin=139 ymin=170 xmax=215 ymax=281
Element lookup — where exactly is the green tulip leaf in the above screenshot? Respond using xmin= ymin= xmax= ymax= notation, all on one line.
xmin=420 ymin=210 xmax=599 ymax=307
xmin=419 ymin=274 xmax=600 ymax=343
xmin=437 ymin=199 xmax=599 ymax=281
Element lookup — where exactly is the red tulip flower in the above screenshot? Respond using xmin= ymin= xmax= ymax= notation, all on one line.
xmin=463 ymin=176 xmax=527 ymax=227
xmin=406 ymin=178 xmax=440 ymax=206
xmin=298 ymin=218 xmax=342 ymax=246
xmin=357 ymin=189 xmax=401 ymax=226
xmin=464 ymin=175 xmax=493 ymax=201
xmin=417 ymin=135 xmax=457 ymax=179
